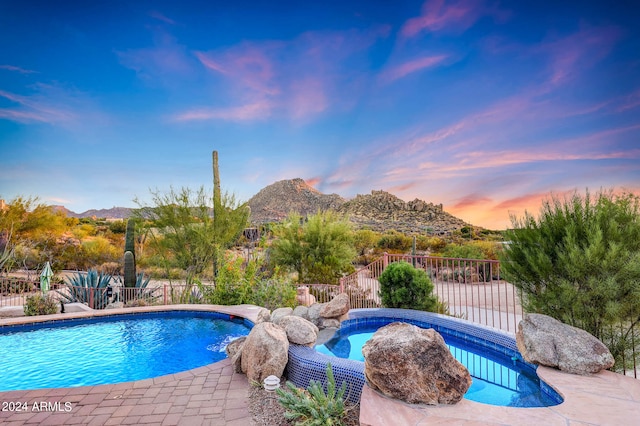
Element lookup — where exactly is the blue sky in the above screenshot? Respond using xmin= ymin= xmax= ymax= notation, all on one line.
xmin=1 ymin=0 xmax=639 ymax=229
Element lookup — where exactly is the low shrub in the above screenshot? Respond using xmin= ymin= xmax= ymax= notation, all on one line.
xmin=277 ymin=363 xmax=348 ymax=426
xmin=24 ymin=294 xmax=58 ymax=316
xmin=250 ymin=276 xmax=296 ymax=310
xmin=379 ymin=261 xmax=438 ymax=311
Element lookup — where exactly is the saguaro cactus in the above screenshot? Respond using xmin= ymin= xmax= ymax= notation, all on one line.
xmin=212 ymin=150 xmax=221 ymax=209
xmin=124 ymin=219 xmax=136 ymax=288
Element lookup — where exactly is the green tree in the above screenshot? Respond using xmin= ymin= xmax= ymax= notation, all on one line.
xmin=133 ymin=186 xmax=248 ymax=282
xmin=0 ymin=196 xmax=71 ymax=270
xmin=500 ymin=189 xmax=640 ymax=365
xmin=271 ymin=211 xmax=356 ymax=284
xmin=378 ymin=261 xmax=438 ymax=311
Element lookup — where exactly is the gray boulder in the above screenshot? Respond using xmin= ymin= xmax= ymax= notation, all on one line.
xmin=292 ymin=305 xmax=309 ymax=320
xmin=225 ymin=336 xmax=246 ymax=373
xmin=271 ymin=307 xmax=293 ymax=322
xmin=275 ymin=315 xmax=319 ymax=346
xmin=363 ymin=322 xmax=471 ymax=405
xmin=307 ymin=302 xmax=326 ymax=327
xmin=255 ymin=308 xmax=271 ymax=324
xmin=320 ymin=293 xmax=350 ymax=318
xmin=320 ymin=318 xmax=341 ymax=329
xmin=240 ymin=322 xmax=289 ymax=383
xmin=516 ymin=313 xmax=615 ymax=375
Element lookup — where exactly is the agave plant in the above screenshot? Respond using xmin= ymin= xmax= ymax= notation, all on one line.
xmin=128 ymin=272 xmax=160 ymax=305
xmin=57 ymin=270 xmax=113 ymax=310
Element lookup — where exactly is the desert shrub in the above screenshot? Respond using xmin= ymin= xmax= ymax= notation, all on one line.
xmin=249 ymin=275 xmax=297 ymax=310
xmin=376 ymin=231 xmax=412 ymax=253
xmin=24 ymin=294 xmax=58 ymax=316
xmin=378 ymin=261 xmax=438 ymax=311
xmin=204 ymin=254 xmax=257 ymax=305
xmin=439 ymin=243 xmax=484 ymax=259
xmin=500 ymin=189 xmax=640 ymax=368
xmin=271 ymin=211 xmax=356 ymax=285
xmin=415 ymin=235 xmax=446 ymax=252
xmin=108 ymin=220 xmax=127 ymax=234
xmin=277 ymin=363 xmax=348 ymax=426
xmin=81 ymin=236 xmax=120 ymax=267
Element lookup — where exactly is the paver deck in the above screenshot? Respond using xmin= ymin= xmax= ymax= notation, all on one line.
xmin=0 ymin=305 xmax=262 ymax=426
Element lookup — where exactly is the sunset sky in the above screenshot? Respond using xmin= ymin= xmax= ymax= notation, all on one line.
xmin=1 ymin=0 xmax=639 ymax=230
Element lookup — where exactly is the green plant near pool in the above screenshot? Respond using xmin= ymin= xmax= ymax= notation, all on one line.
xmin=57 ymin=269 xmax=112 ymax=309
xmin=378 ymin=261 xmax=438 ymax=311
xmin=277 ymin=363 xmax=348 ymax=426
xmin=24 ymin=294 xmax=58 ymax=316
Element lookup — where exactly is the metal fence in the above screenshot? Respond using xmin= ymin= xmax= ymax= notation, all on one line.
xmin=338 ymin=253 xmax=523 ymax=333
xmin=0 ymin=282 xmax=212 ymax=309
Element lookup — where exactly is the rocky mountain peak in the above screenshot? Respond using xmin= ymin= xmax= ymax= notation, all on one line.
xmin=247 ymin=178 xmax=345 ymax=223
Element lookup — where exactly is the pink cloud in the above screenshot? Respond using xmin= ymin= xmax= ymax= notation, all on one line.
xmin=187 ymin=26 xmax=388 ymax=123
xmin=117 ymin=32 xmax=195 ymax=84
xmin=380 ymin=55 xmax=448 ymax=83
xmin=149 ymin=11 xmax=176 ymax=25
xmin=0 ymin=88 xmax=76 ymax=124
xmin=401 ymin=0 xmax=506 ymax=37
xmin=172 ymin=100 xmax=272 ymax=122
xmin=286 ymin=78 xmax=328 ymax=119
xmin=617 ymin=88 xmax=640 ymax=112
xmin=0 ymin=65 xmax=37 ymax=74
xmin=305 ymin=177 xmax=322 ymax=188
xmin=538 ymin=24 xmax=621 ymax=87
xmin=451 ymin=194 xmax=493 ymax=210
xmin=195 ymin=45 xmax=279 ymax=97
xmin=388 ymin=182 xmax=420 ymax=193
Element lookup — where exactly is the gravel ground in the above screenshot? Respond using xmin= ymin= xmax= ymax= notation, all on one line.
xmin=248 ymin=378 xmax=360 ymax=425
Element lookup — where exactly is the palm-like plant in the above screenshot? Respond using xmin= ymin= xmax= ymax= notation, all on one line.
xmin=57 ymin=270 xmax=113 ymax=309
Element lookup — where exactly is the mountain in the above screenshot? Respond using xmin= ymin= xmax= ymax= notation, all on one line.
xmin=53 ymin=205 xmax=133 ymax=220
xmin=337 ymin=190 xmax=468 ymax=234
xmin=247 ymin=179 xmax=470 ymax=234
xmin=52 ymin=178 xmax=471 ymax=233
xmin=247 ymin=178 xmax=345 ymax=223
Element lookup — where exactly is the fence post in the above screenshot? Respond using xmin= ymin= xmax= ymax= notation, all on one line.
xmin=163 ymin=284 xmax=167 ymax=305
xmin=339 ymin=277 xmax=344 ymax=293
xmin=383 ymin=252 xmax=389 ymax=269
xmin=89 ymin=288 xmax=94 ymax=309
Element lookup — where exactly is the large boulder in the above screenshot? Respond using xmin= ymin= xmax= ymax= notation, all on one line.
xmin=225 ymin=336 xmax=246 ymax=373
xmin=320 ymin=293 xmax=350 ymax=318
xmin=240 ymin=322 xmax=290 ymax=382
xmin=307 ymin=302 xmax=326 ymax=327
xmin=363 ymin=322 xmax=471 ymax=405
xmin=255 ymin=308 xmax=271 ymax=324
xmin=274 ymin=315 xmax=319 ymax=346
xmin=516 ymin=313 xmax=615 ymax=375
xmin=271 ymin=307 xmax=293 ymax=322
xmin=292 ymin=305 xmax=309 ymax=320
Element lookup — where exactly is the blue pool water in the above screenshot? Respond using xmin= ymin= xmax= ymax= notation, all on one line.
xmin=316 ymin=323 xmax=560 ymax=407
xmin=0 ymin=311 xmax=251 ymax=392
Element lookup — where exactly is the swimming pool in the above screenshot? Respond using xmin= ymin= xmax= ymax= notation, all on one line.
xmin=0 ymin=311 xmax=251 ymax=392
xmin=316 ymin=323 xmax=558 ymax=407
xmin=287 ymin=308 xmax=563 ymax=406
